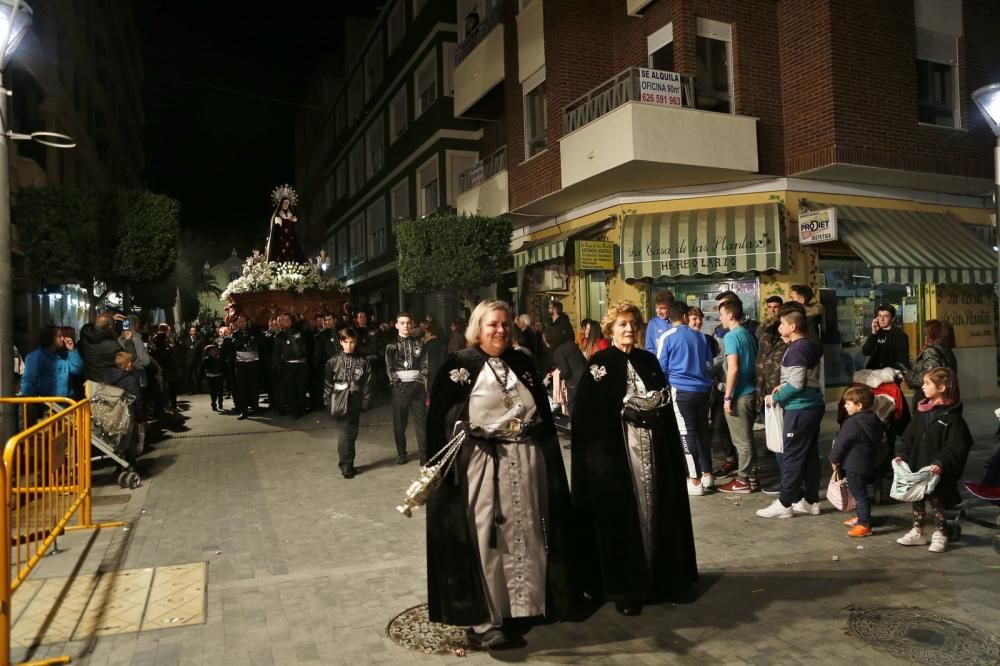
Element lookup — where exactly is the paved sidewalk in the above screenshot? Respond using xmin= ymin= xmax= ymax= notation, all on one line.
xmin=11 ymin=396 xmax=1000 ymax=665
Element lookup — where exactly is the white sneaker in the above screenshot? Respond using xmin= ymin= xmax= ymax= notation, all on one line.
xmin=791 ymin=499 xmax=821 ymax=515
xmin=928 ymin=530 xmax=948 ymax=553
xmin=756 ymin=499 xmax=793 ymax=519
xmin=702 ymin=474 xmax=715 ymax=489
xmin=896 ymin=528 xmax=928 ymax=546
xmin=687 ymin=479 xmax=704 ymax=496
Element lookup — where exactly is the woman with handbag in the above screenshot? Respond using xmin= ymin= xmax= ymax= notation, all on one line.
xmin=906 ymin=320 xmax=957 ymax=412
xmin=323 ymin=328 xmax=373 ymax=479
xmin=570 ymin=301 xmax=698 ymax=617
xmin=424 ymin=300 xmax=576 ymax=650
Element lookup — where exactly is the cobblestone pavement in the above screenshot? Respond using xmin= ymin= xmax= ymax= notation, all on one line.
xmin=12 ymin=395 xmax=1000 ymax=665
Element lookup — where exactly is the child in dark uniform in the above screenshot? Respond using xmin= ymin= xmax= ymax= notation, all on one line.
xmin=323 ymin=328 xmax=372 ymax=478
xmin=200 ymin=344 xmax=225 ymax=411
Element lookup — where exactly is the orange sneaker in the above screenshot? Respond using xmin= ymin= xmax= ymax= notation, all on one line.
xmin=843 ymin=517 xmax=859 ymax=527
xmin=848 ymin=525 xmax=871 ymax=538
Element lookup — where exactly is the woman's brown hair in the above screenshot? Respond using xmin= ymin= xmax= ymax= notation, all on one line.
xmin=923 ymin=319 xmax=955 ymax=349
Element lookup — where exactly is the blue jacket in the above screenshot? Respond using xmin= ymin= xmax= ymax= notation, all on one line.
xmin=829 ymin=410 xmax=884 ymax=476
xmin=644 ymin=317 xmax=671 ymax=355
xmin=20 ymin=347 xmax=83 ymax=398
xmin=657 ymin=324 xmax=712 ymax=393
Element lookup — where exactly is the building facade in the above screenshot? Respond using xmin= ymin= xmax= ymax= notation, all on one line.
xmin=8 ymin=0 xmax=146 ymax=339
xmin=298 ymin=1 xmax=484 ymax=326
xmin=451 ymin=0 xmax=1000 ymax=398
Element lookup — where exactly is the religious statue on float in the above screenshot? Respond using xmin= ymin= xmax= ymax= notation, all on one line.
xmin=264 ymin=184 xmax=305 ymax=264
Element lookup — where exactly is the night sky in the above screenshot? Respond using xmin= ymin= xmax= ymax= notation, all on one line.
xmin=135 ymin=0 xmax=381 ymax=262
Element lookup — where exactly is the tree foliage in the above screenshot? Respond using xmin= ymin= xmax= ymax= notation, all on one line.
xmin=14 ymin=186 xmax=180 ymax=318
xmin=396 ymin=213 xmax=512 ymax=308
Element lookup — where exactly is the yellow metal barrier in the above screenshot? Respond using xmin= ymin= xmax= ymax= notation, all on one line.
xmin=0 ymin=397 xmax=124 ymax=666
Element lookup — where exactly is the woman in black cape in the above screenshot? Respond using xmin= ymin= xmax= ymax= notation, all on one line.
xmin=571 ymin=300 xmax=698 ymax=615
xmin=424 ymin=300 xmax=577 ymax=649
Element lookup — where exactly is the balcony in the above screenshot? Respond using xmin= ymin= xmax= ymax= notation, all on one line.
xmin=540 ymin=67 xmax=759 ymax=215
xmin=457 ymin=146 xmax=508 ymax=217
xmin=454 ymin=1 xmax=506 ymax=118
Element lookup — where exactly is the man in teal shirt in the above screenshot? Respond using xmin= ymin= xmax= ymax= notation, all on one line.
xmin=717 ymin=299 xmax=759 ymax=494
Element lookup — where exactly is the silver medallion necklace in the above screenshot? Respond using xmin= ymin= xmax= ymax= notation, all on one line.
xmin=487 ymin=357 xmax=515 ymax=409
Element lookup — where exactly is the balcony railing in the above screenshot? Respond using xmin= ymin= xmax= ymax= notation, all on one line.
xmin=562 ymin=67 xmax=696 ymax=135
xmin=456 ymin=0 xmax=505 ymax=64
xmin=458 ymin=145 xmax=507 ymax=195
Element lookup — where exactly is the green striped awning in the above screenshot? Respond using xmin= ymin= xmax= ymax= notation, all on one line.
xmin=512 ymin=218 xmax=614 ymax=268
xmin=513 ymin=238 xmax=567 ymax=268
xmin=620 ymin=203 xmax=785 ymax=279
xmin=832 ymin=205 xmax=996 ymax=285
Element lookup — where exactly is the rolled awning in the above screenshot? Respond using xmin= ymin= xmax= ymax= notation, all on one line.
xmin=831 ymin=205 xmax=996 ymax=285
xmin=619 ymin=203 xmax=785 ymax=279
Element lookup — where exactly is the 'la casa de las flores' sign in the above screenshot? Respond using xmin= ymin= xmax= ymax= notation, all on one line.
xmin=625 ymin=234 xmax=775 ymax=270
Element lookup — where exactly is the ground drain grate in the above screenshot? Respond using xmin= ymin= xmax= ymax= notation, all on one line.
xmin=848 ymin=606 xmax=1000 ymax=665
xmin=386 ymin=603 xmax=473 ymax=655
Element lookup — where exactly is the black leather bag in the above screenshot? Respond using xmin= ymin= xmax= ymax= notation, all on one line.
xmin=621 ymin=389 xmax=669 ymax=429
xmin=330 ymin=385 xmax=350 ymax=419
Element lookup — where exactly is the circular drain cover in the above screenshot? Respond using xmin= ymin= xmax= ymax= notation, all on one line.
xmin=386 ymin=603 xmax=474 ymax=655
xmin=849 ymin=607 xmax=1000 ymax=665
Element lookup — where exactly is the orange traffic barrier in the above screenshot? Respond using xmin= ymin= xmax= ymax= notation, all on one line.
xmin=0 ymin=397 xmax=124 ymax=666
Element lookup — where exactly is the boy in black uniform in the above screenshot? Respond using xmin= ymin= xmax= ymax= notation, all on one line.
xmin=385 ymin=312 xmax=428 ymax=464
xmin=323 ymin=328 xmax=373 ymax=478
xmin=200 ymin=344 xmax=225 ymax=411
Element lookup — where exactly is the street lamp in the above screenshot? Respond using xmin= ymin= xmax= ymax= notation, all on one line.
xmin=0 ymin=0 xmax=32 ymax=443
xmin=972 ymin=83 xmax=1000 ymax=343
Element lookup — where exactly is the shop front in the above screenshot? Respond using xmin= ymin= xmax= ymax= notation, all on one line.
xmin=806 ymin=204 xmax=997 ymax=397
xmin=619 ymin=202 xmax=786 ymax=335
xmin=513 ymin=218 xmax=615 ymax=325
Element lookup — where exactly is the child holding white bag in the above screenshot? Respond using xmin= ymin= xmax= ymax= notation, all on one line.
xmin=829 ymin=386 xmax=884 ymax=538
xmin=895 ymin=367 xmax=973 ymax=553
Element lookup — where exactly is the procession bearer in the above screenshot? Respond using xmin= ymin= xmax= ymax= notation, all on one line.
xmin=385 ymin=312 xmax=428 ymax=465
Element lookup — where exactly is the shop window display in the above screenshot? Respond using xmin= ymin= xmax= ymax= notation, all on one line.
xmin=820 ymin=257 xmax=909 ymax=387
xmin=651 ymin=278 xmax=759 ymax=338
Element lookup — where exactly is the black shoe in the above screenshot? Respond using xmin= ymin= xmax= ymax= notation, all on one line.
xmin=466 ymin=627 xmax=507 ymax=649
xmin=614 ymin=601 xmax=642 ymax=616
xmin=341 ymin=465 xmax=357 ymax=479
xmin=210 ymin=404 xmax=218 ymax=411
xmin=761 ymin=482 xmax=781 ymax=495
xmin=396 ymin=454 xmax=408 ymax=465
xmin=237 ymin=412 xmax=249 ymax=420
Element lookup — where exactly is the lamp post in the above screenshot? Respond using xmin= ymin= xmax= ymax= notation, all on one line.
xmin=972 ymin=83 xmax=1000 ymax=347
xmin=0 ymin=0 xmax=32 ymax=444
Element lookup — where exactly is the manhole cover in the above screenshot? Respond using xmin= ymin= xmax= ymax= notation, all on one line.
xmin=848 ymin=607 xmax=1000 ymax=665
xmin=386 ymin=603 xmax=473 ymax=655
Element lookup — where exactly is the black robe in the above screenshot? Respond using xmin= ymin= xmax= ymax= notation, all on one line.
xmin=425 ymin=346 xmax=577 ymax=627
xmin=571 ymin=346 xmax=698 ymax=603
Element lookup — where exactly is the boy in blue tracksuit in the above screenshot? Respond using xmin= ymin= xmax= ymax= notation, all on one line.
xmin=657 ymin=301 xmax=714 ymax=495
xmin=757 ymin=306 xmax=825 ymax=518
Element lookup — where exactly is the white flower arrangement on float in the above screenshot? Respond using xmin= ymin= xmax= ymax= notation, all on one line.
xmin=221 ymin=256 xmax=346 ymax=301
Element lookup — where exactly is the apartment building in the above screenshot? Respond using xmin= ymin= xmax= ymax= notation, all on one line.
xmin=453 ymin=0 xmax=1000 ymax=397
xmin=8 ymin=0 xmax=145 ymax=338
xmin=300 ymin=0 xmax=484 ymax=325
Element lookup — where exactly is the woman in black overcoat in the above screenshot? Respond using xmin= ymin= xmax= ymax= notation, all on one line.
xmin=424 ymin=300 xmax=577 ymax=649
xmin=571 ymin=300 xmax=698 ymax=615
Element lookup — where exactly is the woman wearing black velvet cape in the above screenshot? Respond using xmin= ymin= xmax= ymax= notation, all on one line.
xmin=425 ymin=300 xmax=577 ymax=649
xmin=571 ymin=300 xmax=698 ymax=615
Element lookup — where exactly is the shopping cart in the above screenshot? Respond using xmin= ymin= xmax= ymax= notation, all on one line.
xmin=85 ymin=380 xmax=143 ymax=489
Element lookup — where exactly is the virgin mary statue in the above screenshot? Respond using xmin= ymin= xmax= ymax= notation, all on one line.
xmin=265 ymin=184 xmax=305 ymax=264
